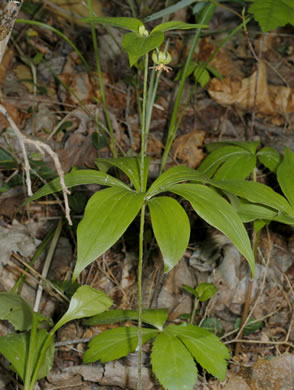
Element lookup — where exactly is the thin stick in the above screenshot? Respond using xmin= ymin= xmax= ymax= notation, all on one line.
xmin=0 ymin=104 xmax=72 ymax=225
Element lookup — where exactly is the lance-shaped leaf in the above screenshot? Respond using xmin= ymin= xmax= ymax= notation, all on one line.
xmin=0 ymin=329 xmax=54 ymax=381
xmin=205 ymin=140 xmax=260 ymax=154
xmin=148 ymin=196 xmax=190 ymax=272
xmin=74 ymin=187 xmax=145 ymax=280
xmin=169 ymin=184 xmax=255 ymax=275
xmin=122 ymin=31 xmax=164 ymax=66
xmin=55 ymin=286 xmax=112 ymax=331
xmin=84 ymin=327 xmax=158 ymax=363
xmin=151 ymin=20 xmax=207 ymax=33
xmin=147 ymin=165 xmax=208 ymax=198
xmin=151 ymin=329 xmax=197 ymax=390
xmin=277 ymin=147 xmax=294 ymax=209
xmin=25 ymin=169 xmax=130 ymax=205
xmin=257 ymin=146 xmax=281 ymax=172
xmin=80 ymin=16 xmax=143 ymax=32
xmin=167 ymin=323 xmax=230 ymax=381
xmin=198 ymin=145 xmax=254 ymax=178
xmin=84 ymin=308 xmax=168 ymax=331
xmin=211 ymin=180 xmax=294 ymax=217
xmin=96 ymin=156 xmax=150 ymax=192
xmin=212 ymin=154 xmax=256 ymax=180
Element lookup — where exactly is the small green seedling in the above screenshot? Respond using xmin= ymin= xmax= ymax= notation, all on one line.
xmin=0 ymin=287 xmax=112 ymax=390
xmin=83 ymin=308 xmax=230 ymax=390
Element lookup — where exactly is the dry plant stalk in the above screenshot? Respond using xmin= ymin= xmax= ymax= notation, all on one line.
xmin=0 ymin=104 xmax=72 ymax=225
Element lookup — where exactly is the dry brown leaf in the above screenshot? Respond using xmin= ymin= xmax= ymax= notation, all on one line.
xmin=208 ymin=61 xmax=294 ymax=116
xmin=172 ymin=130 xmax=205 ymax=168
xmin=0 ymin=101 xmax=26 ymax=129
xmin=0 ymin=48 xmax=14 ymax=87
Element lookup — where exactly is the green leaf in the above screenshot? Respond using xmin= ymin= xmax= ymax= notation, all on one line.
xmin=151 ymin=329 xmax=197 ymax=390
xmin=74 ymin=187 xmax=145 ymax=280
xmin=257 ymin=146 xmax=281 ymax=172
xmin=236 ymin=200 xmax=278 ymax=223
xmin=122 ymin=31 xmax=164 ymax=66
xmin=213 ymin=154 xmax=256 ymax=180
xmin=277 ymin=148 xmax=294 ymax=209
xmin=0 ymin=293 xmax=33 ymax=331
xmin=198 ymin=145 xmax=254 ymax=178
xmin=148 ymin=196 xmax=190 ymax=272
xmin=169 ymin=323 xmax=230 ymax=381
xmin=211 ymin=180 xmax=294 ymax=217
xmin=55 ymin=286 xmax=112 ymax=330
xmin=144 ymin=0 xmax=197 ymax=22
xmin=151 ymin=21 xmax=207 ymax=33
xmin=234 ymin=317 xmax=263 ymax=336
xmin=147 ymin=165 xmax=209 ymax=198
xmin=182 ymin=284 xmax=198 ymax=297
xmin=84 ymin=308 xmax=168 ymax=331
xmin=201 ymin=318 xmax=223 ymax=336
xmin=0 ymin=148 xmax=17 ymax=169
xmin=169 ymin=183 xmax=255 ymax=275
xmin=0 ymin=329 xmax=54 ymax=381
xmin=193 ymin=64 xmax=211 ymax=87
xmin=84 ymin=327 xmax=158 ymax=363
xmin=249 ymin=0 xmax=294 ymax=32
xmin=25 ymin=169 xmax=130 ymax=205
xmin=205 ymin=141 xmax=260 ymax=154
xmin=80 ymin=16 xmax=143 ymax=32
xmin=96 ymin=157 xmax=150 ymax=192
xmin=195 ymin=283 xmax=217 ymax=302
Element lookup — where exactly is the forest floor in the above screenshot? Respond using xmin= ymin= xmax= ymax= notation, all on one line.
xmin=0 ymin=0 xmax=294 ymax=389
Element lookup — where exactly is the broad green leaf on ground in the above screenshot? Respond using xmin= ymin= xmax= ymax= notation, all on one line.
xmin=151 ymin=21 xmax=207 ymax=33
xmin=25 ymin=169 xmax=130 ymax=204
xmin=96 ymin=157 xmax=150 ymax=192
xmin=211 ymin=180 xmax=294 ymax=217
xmin=0 ymin=293 xmax=33 ymax=331
xmin=249 ymin=0 xmax=294 ymax=32
xmin=0 ymin=329 xmax=54 ymax=381
xmin=122 ymin=31 xmax=164 ymax=66
xmin=277 ymin=148 xmax=294 ymax=209
xmin=234 ymin=317 xmax=263 ymax=336
xmin=201 ymin=318 xmax=224 ymax=336
xmin=148 ymin=196 xmax=190 ymax=272
xmin=257 ymin=146 xmax=281 ymax=172
xmin=169 ymin=184 xmax=255 ymax=275
xmin=84 ymin=308 xmax=168 ymax=331
xmin=168 ymin=323 xmax=230 ymax=381
xmin=74 ymin=187 xmax=144 ymax=280
xmin=212 ymin=154 xmax=256 ymax=180
xmin=55 ymin=286 xmax=112 ymax=330
xmin=198 ymin=145 xmax=254 ymax=178
xmin=146 ymin=165 xmax=209 ymax=198
xmin=151 ymin=330 xmax=197 ymax=390
xmin=80 ymin=16 xmax=143 ymax=32
xmin=84 ymin=327 xmax=158 ymax=363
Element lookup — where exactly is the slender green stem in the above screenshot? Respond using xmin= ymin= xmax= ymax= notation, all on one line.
xmin=190 ymin=298 xmax=199 ymax=324
xmin=160 ymin=4 xmax=214 ymax=173
xmin=140 ymin=53 xmax=149 ymax=192
xmin=24 ymin=314 xmax=39 ymax=390
xmin=137 ymin=203 xmax=146 ymax=390
xmin=87 ymin=0 xmax=117 ymax=157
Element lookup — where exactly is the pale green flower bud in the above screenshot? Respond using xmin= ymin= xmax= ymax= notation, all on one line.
xmin=138 ymin=25 xmax=149 ymax=37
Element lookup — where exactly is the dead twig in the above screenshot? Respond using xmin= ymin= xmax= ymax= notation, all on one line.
xmin=0 ymin=104 xmax=72 ymax=225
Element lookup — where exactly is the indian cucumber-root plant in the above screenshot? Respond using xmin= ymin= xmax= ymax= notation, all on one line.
xmin=26 ymin=16 xmax=257 ymax=390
